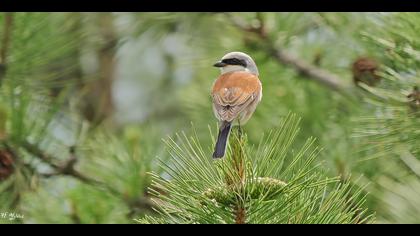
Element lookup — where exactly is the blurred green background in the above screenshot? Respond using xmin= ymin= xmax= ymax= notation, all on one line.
xmin=0 ymin=12 xmax=419 ymax=224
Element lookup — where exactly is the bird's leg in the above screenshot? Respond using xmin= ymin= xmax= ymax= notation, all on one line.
xmin=237 ymin=120 xmax=243 ymax=139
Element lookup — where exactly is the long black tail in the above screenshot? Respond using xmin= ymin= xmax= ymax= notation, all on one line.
xmin=213 ymin=121 xmax=232 ymax=159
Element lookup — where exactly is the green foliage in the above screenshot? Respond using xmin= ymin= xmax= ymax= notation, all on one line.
xmin=346 ymin=13 xmax=420 ymax=224
xmin=0 ymin=13 xmax=164 ymax=223
xmin=375 ymin=156 xmax=420 ymax=223
xmin=0 ymin=13 xmax=84 ymax=212
xmin=354 ymin=13 xmax=420 ymax=158
xmin=20 ymin=178 xmax=130 ymax=224
xmin=141 ymin=114 xmax=372 ymax=224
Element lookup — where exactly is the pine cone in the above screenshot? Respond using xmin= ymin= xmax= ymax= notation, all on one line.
xmin=0 ymin=149 xmax=14 ymax=181
xmin=352 ymin=57 xmax=381 ymax=86
xmin=407 ymin=86 xmax=420 ymax=110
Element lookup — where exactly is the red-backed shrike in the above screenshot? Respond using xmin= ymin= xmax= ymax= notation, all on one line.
xmin=211 ymin=52 xmax=262 ymax=158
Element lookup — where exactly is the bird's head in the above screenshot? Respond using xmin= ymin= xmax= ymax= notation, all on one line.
xmin=213 ymin=51 xmax=259 ymax=76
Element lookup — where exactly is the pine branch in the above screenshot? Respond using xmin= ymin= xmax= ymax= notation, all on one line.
xmin=226 ymin=13 xmax=351 ymax=96
xmin=235 ymin=206 xmax=246 ymax=224
xmin=0 ymin=13 xmax=14 ymax=84
xmin=143 ymin=114 xmax=372 ymax=224
xmin=228 ymin=128 xmax=247 ymax=224
xmin=20 ymin=141 xmax=98 ymax=185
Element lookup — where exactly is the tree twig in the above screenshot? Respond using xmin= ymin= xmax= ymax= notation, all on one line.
xmin=226 ymin=13 xmax=351 ymax=95
xmin=20 ymin=140 xmax=153 ymax=209
xmin=0 ymin=13 xmax=13 ymax=64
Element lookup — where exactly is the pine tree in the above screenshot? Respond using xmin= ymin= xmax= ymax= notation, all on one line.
xmin=137 ymin=114 xmax=372 ymax=224
xmin=1 ymin=12 xmax=419 ymax=224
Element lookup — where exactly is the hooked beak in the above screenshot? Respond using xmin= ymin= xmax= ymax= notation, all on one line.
xmin=213 ymin=61 xmax=226 ymax=67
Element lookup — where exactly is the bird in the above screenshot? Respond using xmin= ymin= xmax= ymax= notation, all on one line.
xmin=211 ymin=52 xmax=262 ymax=159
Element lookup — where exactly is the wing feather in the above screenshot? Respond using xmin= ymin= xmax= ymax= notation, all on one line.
xmin=211 ymin=71 xmax=261 ymax=122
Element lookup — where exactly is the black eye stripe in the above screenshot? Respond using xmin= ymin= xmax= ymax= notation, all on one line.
xmin=221 ymin=58 xmax=247 ymax=67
